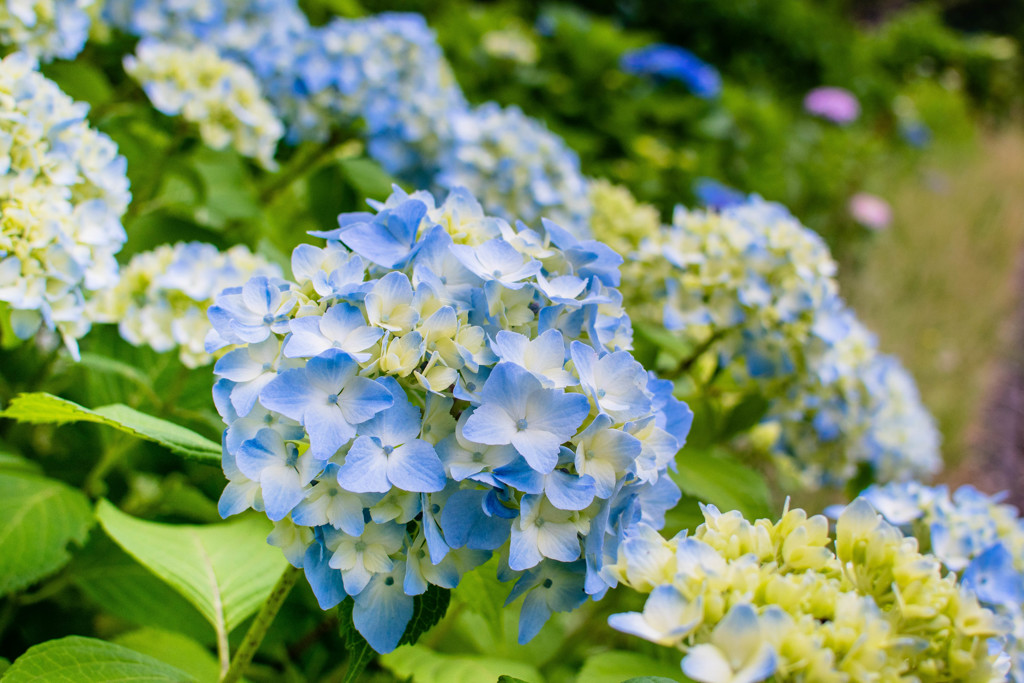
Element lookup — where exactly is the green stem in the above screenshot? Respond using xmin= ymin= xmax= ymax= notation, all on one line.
xmin=83 ymin=438 xmax=134 ymax=498
xmin=220 ymin=565 xmax=303 ymax=683
xmin=259 ymin=133 xmax=355 ymax=205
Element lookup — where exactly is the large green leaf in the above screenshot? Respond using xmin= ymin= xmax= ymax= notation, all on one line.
xmin=113 ymin=628 xmax=220 ymax=683
xmin=379 ymin=644 xmax=543 ymax=683
xmin=70 ymin=534 xmax=216 ymax=643
xmin=2 ymin=636 xmax=195 ymax=682
xmin=0 ymin=472 xmax=93 ymax=595
xmin=577 ymin=652 xmax=686 ymax=683
xmin=0 ymin=393 xmax=221 ymax=464
xmin=95 ymin=501 xmax=288 ymax=640
xmin=671 ymin=447 xmax=774 ymax=520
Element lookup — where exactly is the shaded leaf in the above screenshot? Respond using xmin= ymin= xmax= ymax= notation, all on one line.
xmin=671 ymin=447 xmax=774 ymax=520
xmin=719 ymin=394 xmax=770 ymax=440
xmin=0 ymin=452 xmax=42 ymax=475
xmin=339 ymin=157 xmax=397 ymax=200
xmin=2 ymin=636 xmax=194 ymax=682
xmin=0 ymin=472 xmax=92 ymax=595
xmin=379 ymin=644 xmax=543 ymax=683
xmin=337 ymin=598 xmax=375 ymax=683
xmin=96 ymin=501 xmax=288 ymax=637
xmin=70 ymin=534 xmax=216 ymax=643
xmin=577 ymin=651 xmax=685 ymax=683
xmin=0 ymin=393 xmax=221 ymax=464
xmin=113 ymin=628 xmax=220 ymax=683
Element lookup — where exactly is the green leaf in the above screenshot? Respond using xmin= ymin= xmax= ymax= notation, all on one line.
xmin=497 ymin=677 xmax=533 ymax=683
xmin=379 ymin=644 xmax=543 ymax=683
xmin=40 ymin=62 xmax=114 ymax=107
xmin=339 ymin=157 xmax=397 ymax=200
xmin=113 ymin=628 xmax=220 ymax=683
xmin=2 ymin=636 xmax=195 ymax=682
xmin=672 ymin=447 xmax=774 ymax=520
xmin=0 ymin=393 xmax=221 ymax=464
xmin=0 ymin=452 xmax=42 ymax=475
xmin=0 ymin=472 xmax=93 ymax=595
xmin=399 ymin=583 xmax=452 ymax=647
xmin=190 ymin=148 xmax=261 ymax=229
xmin=95 ymin=501 xmax=288 ymax=639
xmin=70 ymin=534 xmax=216 ymax=643
xmin=338 ymin=584 xmax=452 ymax=683
xmin=76 ymin=353 xmax=157 ymax=398
xmin=337 ymin=597 xmax=375 ymax=683
xmin=719 ymin=394 xmax=770 ymax=440
xmin=577 ymin=651 xmax=686 ymax=683
xmin=622 ymin=678 xmax=680 ymax=683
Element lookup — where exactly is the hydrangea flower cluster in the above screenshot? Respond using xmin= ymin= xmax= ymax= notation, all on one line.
xmin=208 ymin=186 xmax=692 ymax=653
xmin=89 ymin=242 xmax=280 ymax=368
xmin=619 ymin=44 xmax=722 ymax=99
xmin=859 ymin=481 xmax=1024 ymax=680
xmin=599 ymin=194 xmax=844 ymax=396
xmin=123 ymin=40 xmax=284 ymax=169
xmin=766 ymin=314 xmax=942 ymax=486
xmin=588 ymin=180 xmax=660 ymax=246
xmin=0 ymin=53 xmax=129 ymax=356
xmin=103 ymin=0 xmax=592 ymax=234
xmin=590 ymin=186 xmax=941 ymax=486
xmin=0 ymin=0 xmax=92 ymax=61
xmin=608 ymin=499 xmax=1009 ymax=682
xmin=438 ymin=103 xmax=592 ymax=234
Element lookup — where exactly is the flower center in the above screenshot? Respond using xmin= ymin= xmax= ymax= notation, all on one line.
xmin=383 ymin=445 xmax=394 ymax=455
xmin=327 ymin=393 xmax=340 ymax=405
xmin=543 ymin=578 xmax=553 ymax=589
xmin=262 ymin=313 xmax=275 ymax=324
xmin=472 ymin=451 xmax=485 ymax=463
xmin=384 ymin=576 xmax=395 ymax=586
xmin=516 ymin=418 xmax=529 ymax=431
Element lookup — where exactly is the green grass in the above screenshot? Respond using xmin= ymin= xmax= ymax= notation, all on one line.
xmin=839 ymin=128 xmax=1024 ymax=469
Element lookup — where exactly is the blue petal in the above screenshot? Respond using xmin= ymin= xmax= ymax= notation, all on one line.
xmin=304 ymin=542 xmax=347 ymax=610
xmin=352 ymin=569 xmax=414 ymax=653
xmin=440 ymin=489 xmax=512 ymax=550
xmin=388 ymin=440 xmax=446 ymax=493
xmin=336 ymin=436 xmax=391 ymax=493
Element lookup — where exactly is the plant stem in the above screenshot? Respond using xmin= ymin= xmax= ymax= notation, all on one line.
xmin=220 ymin=565 xmax=303 ymax=683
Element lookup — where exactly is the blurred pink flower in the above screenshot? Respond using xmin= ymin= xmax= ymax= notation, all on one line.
xmin=849 ymin=193 xmax=892 ymax=230
xmin=804 ymin=86 xmax=860 ymax=124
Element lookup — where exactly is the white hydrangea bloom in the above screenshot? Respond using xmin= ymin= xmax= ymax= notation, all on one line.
xmin=124 ymin=40 xmax=284 ymax=168
xmin=0 ymin=52 xmax=129 ymax=355
xmin=0 ymin=0 xmax=92 ymax=61
xmin=89 ymin=241 xmax=281 ymax=367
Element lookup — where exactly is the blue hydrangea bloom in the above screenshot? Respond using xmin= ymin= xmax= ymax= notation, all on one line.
xmin=209 ymin=186 xmax=690 ymax=652
xmin=620 ymin=44 xmax=722 ymax=98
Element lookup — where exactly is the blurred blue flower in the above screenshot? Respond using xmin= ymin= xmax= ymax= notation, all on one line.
xmin=620 ymin=43 xmax=722 ymax=98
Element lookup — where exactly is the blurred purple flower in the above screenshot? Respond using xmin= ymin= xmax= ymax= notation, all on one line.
xmin=849 ymin=193 xmax=892 ymax=230
xmin=803 ymin=87 xmax=860 ymax=124
xmin=620 ymin=44 xmax=721 ymax=98
xmin=693 ymin=177 xmax=745 ymax=209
